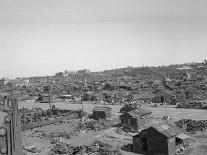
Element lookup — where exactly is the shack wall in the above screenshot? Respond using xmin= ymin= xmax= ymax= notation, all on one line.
xmin=134 ymin=128 xmax=176 ymax=155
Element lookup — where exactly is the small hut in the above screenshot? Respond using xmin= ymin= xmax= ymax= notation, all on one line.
xmin=92 ymin=106 xmax=112 ymax=120
xmin=133 ymin=121 xmax=191 ymax=155
xmin=37 ymin=94 xmax=54 ymax=103
xmin=119 ymin=108 xmax=152 ymax=131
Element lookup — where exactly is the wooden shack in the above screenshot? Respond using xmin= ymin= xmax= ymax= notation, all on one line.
xmin=133 ymin=122 xmax=191 ymax=155
xmin=119 ymin=108 xmax=152 ymax=131
xmin=154 ymin=89 xmax=176 ymax=103
xmin=37 ymin=94 xmax=54 ymax=103
xmin=92 ymin=106 xmax=112 ymax=120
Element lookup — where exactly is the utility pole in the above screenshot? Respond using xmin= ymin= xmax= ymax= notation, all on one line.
xmin=67 ymin=78 xmax=69 ymax=95
xmin=47 ymin=76 xmax=52 ymax=110
xmin=10 ymin=82 xmax=13 ymax=107
xmin=118 ymin=77 xmax=121 ymax=105
xmin=81 ymin=82 xmax=84 ymax=112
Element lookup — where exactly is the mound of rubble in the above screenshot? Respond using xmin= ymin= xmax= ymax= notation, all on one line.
xmin=49 ymin=140 xmax=122 ymax=155
xmin=20 ymin=107 xmax=87 ymax=124
xmin=175 ymin=119 xmax=207 ymax=132
xmin=76 ymin=119 xmax=112 ymax=132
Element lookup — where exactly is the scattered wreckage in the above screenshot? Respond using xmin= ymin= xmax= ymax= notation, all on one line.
xmin=49 ymin=140 xmax=122 ymax=155
xmin=20 ymin=106 xmax=87 ymax=131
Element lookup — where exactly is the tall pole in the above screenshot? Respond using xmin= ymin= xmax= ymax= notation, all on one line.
xmin=10 ymin=82 xmax=13 ymax=106
xmin=81 ymin=82 xmax=84 ymax=112
xmin=47 ymin=76 xmax=52 ymax=110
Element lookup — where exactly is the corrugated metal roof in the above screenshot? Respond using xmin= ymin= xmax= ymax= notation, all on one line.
xmin=156 ymin=89 xmax=176 ymax=96
xmin=151 ymin=121 xmax=183 ymax=138
xmin=128 ymin=108 xmax=152 ymax=116
xmin=134 ymin=120 xmax=189 ymax=139
xmin=176 ymin=133 xmax=191 ymax=140
xmin=93 ymin=106 xmax=112 ymax=112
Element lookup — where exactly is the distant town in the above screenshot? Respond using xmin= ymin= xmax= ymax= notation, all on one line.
xmin=1 ymin=60 xmax=207 ymax=109
xmin=1 ymin=60 xmax=207 ymax=155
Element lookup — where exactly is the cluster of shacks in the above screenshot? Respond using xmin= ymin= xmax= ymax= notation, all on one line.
xmin=92 ymin=105 xmax=191 ymax=155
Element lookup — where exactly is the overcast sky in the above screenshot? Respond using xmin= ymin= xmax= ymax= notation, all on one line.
xmin=0 ymin=0 xmax=207 ymax=78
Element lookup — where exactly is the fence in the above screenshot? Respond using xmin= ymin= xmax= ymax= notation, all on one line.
xmin=0 ymin=99 xmax=23 ymax=155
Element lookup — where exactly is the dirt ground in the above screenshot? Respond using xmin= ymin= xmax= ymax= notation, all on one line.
xmin=22 ymin=118 xmax=135 ymax=155
xmin=181 ymin=131 xmax=207 ymax=155
xmin=19 ymin=100 xmax=207 ymax=155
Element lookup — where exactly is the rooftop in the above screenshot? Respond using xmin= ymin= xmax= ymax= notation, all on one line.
xmin=128 ymin=108 xmax=152 ymax=117
xmin=93 ymin=106 xmax=112 ymax=112
xmin=134 ymin=120 xmax=187 ymax=139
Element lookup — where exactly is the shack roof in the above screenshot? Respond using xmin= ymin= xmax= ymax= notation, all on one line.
xmin=120 ymin=108 xmax=152 ymax=118
xmin=133 ymin=121 xmax=185 ymax=139
xmin=155 ymin=89 xmax=176 ymax=97
xmin=93 ymin=106 xmax=112 ymax=112
xmin=142 ymin=121 xmax=183 ymax=138
xmin=128 ymin=108 xmax=152 ymax=116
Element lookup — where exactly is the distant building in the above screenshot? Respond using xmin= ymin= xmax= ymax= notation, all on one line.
xmin=154 ymin=89 xmax=176 ymax=103
xmin=133 ymin=122 xmax=191 ymax=155
xmin=77 ymin=69 xmax=90 ymax=74
xmin=0 ymin=78 xmax=10 ymax=87
xmin=65 ymin=70 xmax=78 ymax=74
xmin=0 ymin=78 xmax=4 ymax=87
xmin=92 ymin=106 xmax=112 ymax=120
xmin=119 ymin=108 xmax=152 ymax=131
xmin=204 ymin=60 xmax=207 ymax=65
xmin=37 ymin=94 xmax=54 ymax=103
xmin=176 ymin=66 xmax=192 ymax=71
xmin=64 ymin=69 xmax=90 ymax=74
xmin=55 ymin=72 xmax=64 ymax=76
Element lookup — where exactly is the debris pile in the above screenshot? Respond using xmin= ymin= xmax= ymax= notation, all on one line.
xmin=49 ymin=140 xmax=122 ymax=155
xmin=175 ymin=119 xmax=207 ymax=132
xmin=49 ymin=132 xmax=72 ymax=141
xmin=76 ymin=119 xmax=111 ymax=132
xmin=20 ymin=107 xmax=87 ymax=124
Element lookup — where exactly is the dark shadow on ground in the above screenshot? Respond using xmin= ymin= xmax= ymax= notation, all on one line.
xmin=112 ymin=123 xmax=122 ymax=127
xmin=121 ymin=143 xmax=134 ymax=153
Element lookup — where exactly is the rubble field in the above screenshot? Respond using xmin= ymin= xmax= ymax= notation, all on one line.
xmin=19 ymin=100 xmax=207 ymax=121
xmin=20 ymin=100 xmax=207 ymax=155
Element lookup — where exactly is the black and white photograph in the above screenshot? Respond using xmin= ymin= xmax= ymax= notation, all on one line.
xmin=0 ymin=0 xmax=207 ymax=155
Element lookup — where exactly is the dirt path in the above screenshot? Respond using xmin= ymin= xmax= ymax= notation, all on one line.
xmin=183 ymin=132 xmax=207 ymax=155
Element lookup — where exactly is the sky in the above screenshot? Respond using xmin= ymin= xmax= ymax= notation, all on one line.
xmin=0 ymin=0 xmax=207 ymax=78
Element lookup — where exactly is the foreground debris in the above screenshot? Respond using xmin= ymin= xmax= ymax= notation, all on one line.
xmin=49 ymin=140 xmax=122 ymax=155
xmin=175 ymin=119 xmax=207 ymax=132
xmin=76 ymin=119 xmax=112 ymax=132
